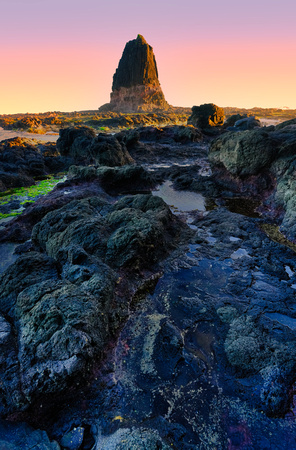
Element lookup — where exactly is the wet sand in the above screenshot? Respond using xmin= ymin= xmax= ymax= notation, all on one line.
xmin=0 ymin=127 xmax=59 ymax=143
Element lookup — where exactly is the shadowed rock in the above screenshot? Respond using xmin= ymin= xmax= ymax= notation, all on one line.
xmin=57 ymin=127 xmax=133 ymax=166
xmin=188 ymin=103 xmax=225 ymax=129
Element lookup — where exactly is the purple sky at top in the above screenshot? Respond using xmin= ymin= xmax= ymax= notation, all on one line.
xmin=1 ymin=0 xmax=296 ymax=113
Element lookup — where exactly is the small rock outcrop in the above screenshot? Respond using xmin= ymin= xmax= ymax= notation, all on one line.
xmin=99 ymin=35 xmax=170 ymax=113
xmin=188 ymin=103 xmax=225 ymax=129
xmin=209 ymin=129 xmax=277 ymax=176
xmin=56 ymin=126 xmax=134 ymax=166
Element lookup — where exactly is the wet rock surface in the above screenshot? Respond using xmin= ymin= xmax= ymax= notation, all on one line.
xmin=1 ymin=123 xmax=296 ymax=448
xmin=0 ymin=137 xmax=67 ymax=192
xmin=0 ymin=126 xmax=134 ymax=193
xmin=57 ymin=127 xmax=134 ymax=167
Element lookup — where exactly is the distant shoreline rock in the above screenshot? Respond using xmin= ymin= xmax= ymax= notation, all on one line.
xmin=188 ymin=103 xmax=225 ymax=130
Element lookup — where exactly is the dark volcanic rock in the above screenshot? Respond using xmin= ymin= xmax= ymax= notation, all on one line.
xmin=0 ymin=252 xmax=59 ymax=318
xmin=128 ymin=125 xmax=203 ymax=144
xmin=15 ymin=279 xmax=110 ymax=401
xmin=32 ymin=193 xmax=184 ymax=271
xmin=188 ymin=103 xmax=225 ymax=129
xmin=225 ymin=113 xmax=249 ymax=127
xmin=112 ymin=34 xmax=160 ymax=90
xmin=233 ymin=115 xmax=262 ymax=130
xmin=209 ymin=129 xmax=277 ymax=176
xmin=0 ymin=180 xmax=111 ymax=243
xmin=106 ymin=194 xmax=183 ymax=268
xmin=3 ymin=123 xmax=296 ymax=448
xmin=57 ymin=127 xmax=133 ymax=166
xmin=56 ymin=126 xmax=95 ymax=157
xmin=89 ymin=134 xmax=134 ymax=166
xmin=95 ymin=428 xmax=170 ymax=449
xmin=0 ymin=420 xmax=60 ymax=449
xmin=31 ymin=196 xmax=111 ymax=254
xmin=94 ymin=165 xmax=154 ymax=194
xmin=68 ymin=165 xmax=154 ymax=195
xmin=0 ymin=315 xmax=25 ymax=415
xmin=0 ymin=184 xmax=187 ymax=418
xmin=208 ymin=120 xmax=296 ymax=240
xmin=99 ymin=35 xmax=169 ymax=113
xmin=0 ymin=138 xmax=65 ymax=192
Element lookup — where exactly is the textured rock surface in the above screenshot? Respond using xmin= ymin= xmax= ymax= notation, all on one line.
xmin=95 ymin=428 xmax=170 ymax=449
xmin=2 ymin=123 xmax=296 ymax=448
xmin=209 ymin=129 xmax=277 ymax=175
xmin=208 ymin=119 xmax=296 ymax=241
xmin=232 ymin=115 xmax=261 ymax=130
xmin=0 ymin=182 xmax=185 ymax=417
xmin=0 ymin=138 xmax=67 ymax=191
xmin=15 ymin=279 xmax=110 ymax=401
xmin=0 ymin=420 xmax=60 ymax=449
xmin=100 ymin=35 xmax=169 ymax=112
xmin=68 ymin=164 xmax=154 ymax=194
xmin=0 ymin=252 xmax=59 ymax=317
xmin=188 ymin=103 xmax=225 ymax=129
xmin=112 ymin=35 xmax=160 ymax=90
xmin=57 ymin=127 xmax=133 ymax=166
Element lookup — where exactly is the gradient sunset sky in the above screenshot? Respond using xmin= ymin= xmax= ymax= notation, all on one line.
xmin=1 ymin=0 xmax=296 ymax=114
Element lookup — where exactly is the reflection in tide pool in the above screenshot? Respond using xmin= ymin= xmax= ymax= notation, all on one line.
xmin=152 ymin=181 xmax=206 ymax=212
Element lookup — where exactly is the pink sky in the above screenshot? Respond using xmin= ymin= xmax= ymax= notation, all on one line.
xmin=1 ymin=0 xmax=296 ymax=114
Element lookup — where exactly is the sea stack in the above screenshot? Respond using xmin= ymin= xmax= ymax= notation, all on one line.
xmin=100 ymin=35 xmax=170 ymax=112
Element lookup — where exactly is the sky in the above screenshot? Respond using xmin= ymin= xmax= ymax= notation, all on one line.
xmin=1 ymin=0 xmax=296 ymax=114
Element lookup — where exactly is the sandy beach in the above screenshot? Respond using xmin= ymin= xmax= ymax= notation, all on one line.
xmin=0 ymin=127 xmax=59 ymax=143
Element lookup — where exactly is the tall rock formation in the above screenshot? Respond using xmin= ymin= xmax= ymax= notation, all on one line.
xmin=100 ymin=35 xmax=170 ymax=113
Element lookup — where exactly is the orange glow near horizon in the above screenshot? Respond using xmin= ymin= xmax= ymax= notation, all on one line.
xmin=1 ymin=37 xmax=296 ymax=114
xmin=1 ymin=0 xmax=296 ymax=114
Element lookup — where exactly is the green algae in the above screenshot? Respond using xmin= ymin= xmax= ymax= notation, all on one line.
xmin=0 ymin=211 xmax=21 ymax=220
xmin=0 ymin=175 xmax=65 ymax=220
xmin=260 ymin=223 xmax=296 ymax=253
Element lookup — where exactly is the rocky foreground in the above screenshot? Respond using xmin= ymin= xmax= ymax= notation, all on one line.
xmin=1 ymin=119 xmax=296 ymax=448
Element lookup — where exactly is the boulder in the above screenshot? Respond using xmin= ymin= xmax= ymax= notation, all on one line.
xmin=0 ymin=252 xmax=59 ymax=317
xmin=233 ymin=115 xmax=261 ymax=130
xmin=0 ymin=138 xmax=65 ymax=191
xmin=57 ymin=127 xmax=133 ymax=166
xmin=56 ymin=127 xmax=95 ymax=157
xmin=188 ymin=103 xmax=225 ymax=129
xmin=95 ymin=165 xmax=154 ymax=194
xmin=106 ymin=194 xmax=182 ymax=268
xmin=15 ymin=279 xmax=110 ymax=401
xmin=89 ymin=134 xmax=134 ymax=166
xmin=209 ymin=130 xmax=277 ymax=176
xmin=225 ymin=114 xmax=249 ymax=127
xmin=67 ymin=165 xmax=154 ymax=194
xmin=32 ymin=193 xmax=184 ymax=271
xmin=31 ymin=196 xmax=111 ymax=254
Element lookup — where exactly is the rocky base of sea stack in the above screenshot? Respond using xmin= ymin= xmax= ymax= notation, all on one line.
xmin=99 ymin=84 xmax=170 ymax=113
